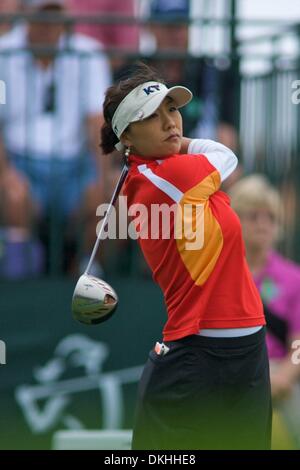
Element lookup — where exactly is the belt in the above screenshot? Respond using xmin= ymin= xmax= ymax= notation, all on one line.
xmin=197 ymin=326 xmax=263 ymax=338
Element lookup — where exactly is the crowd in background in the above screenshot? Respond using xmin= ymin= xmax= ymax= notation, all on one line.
xmin=0 ymin=0 xmax=299 ymax=449
xmin=0 ymin=0 xmax=240 ymax=278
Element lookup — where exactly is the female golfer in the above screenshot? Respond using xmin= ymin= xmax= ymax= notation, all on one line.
xmin=100 ymin=64 xmax=272 ymax=450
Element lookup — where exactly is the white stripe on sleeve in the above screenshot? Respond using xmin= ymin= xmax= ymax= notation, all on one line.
xmin=138 ymin=164 xmax=183 ymax=203
xmin=188 ymin=139 xmax=238 ymax=182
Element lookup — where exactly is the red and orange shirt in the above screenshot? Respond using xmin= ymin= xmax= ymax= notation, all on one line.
xmin=123 ymin=139 xmax=265 ymax=341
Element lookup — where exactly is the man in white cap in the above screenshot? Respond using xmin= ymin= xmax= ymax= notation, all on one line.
xmin=0 ymin=0 xmax=112 ymax=277
xmin=25 ymin=0 xmax=68 ymax=69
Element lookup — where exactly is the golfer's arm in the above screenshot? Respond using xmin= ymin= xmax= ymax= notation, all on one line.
xmin=180 ymin=137 xmax=192 ymax=154
xmin=187 ymin=138 xmax=238 ymax=182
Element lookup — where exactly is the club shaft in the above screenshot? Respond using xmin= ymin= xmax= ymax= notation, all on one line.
xmin=85 ymin=164 xmax=129 ymax=275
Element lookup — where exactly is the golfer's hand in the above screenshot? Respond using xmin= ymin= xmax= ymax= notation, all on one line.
xmin=180 ymin=137 xmax=192 ymax=154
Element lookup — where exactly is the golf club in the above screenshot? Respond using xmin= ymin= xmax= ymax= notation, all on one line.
xmin=72 ymin=164 xmax=129 ymax=325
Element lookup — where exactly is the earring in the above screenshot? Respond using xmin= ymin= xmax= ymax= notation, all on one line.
xmin=124 ymin=147 xmax=130 ymax=158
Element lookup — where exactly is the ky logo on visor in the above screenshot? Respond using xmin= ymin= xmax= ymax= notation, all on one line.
xmin=143 ymin=85 xmax=160 ymax=95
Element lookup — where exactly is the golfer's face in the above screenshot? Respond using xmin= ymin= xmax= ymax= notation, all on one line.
xmin=123 ymin=97 xmax=183 ymax=158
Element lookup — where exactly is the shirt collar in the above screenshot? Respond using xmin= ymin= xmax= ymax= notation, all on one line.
xmin=128 ymin=153 xmax=175 ymax=167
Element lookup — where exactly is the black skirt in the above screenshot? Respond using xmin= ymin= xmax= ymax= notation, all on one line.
xmin=132 ymin=327 xmax=272 ymax=450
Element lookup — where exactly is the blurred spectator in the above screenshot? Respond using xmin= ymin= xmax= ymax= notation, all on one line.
xmin=142 ymin=0 xmax=239 ymax=149
xmin=230 ymin=175 xmax=300 ymax=449
xmin=0 ymin=0 xmax=21 ymax=36
xmin=67 ymin=0 xmax=139 ymax=76
xmin=0 ymin=0 xmax=112 ymax=278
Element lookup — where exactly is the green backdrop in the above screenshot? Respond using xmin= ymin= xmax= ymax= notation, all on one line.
xmin=0 ymin=277 xmax=165 ymax=450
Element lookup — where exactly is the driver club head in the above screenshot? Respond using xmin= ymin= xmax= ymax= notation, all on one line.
xmin=72 ymin=274 xmax=118 ymax=325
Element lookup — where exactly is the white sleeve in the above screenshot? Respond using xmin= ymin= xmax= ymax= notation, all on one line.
xmin=188 ymin=139 xmax=238 ymax=182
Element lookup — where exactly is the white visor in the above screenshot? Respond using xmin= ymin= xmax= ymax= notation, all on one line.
xmin=111 ymin=81 xmax=193 ymax=151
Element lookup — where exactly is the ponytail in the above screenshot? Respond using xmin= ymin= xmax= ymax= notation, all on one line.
xmin=100 ymin=121 xmax=119 ymax=154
